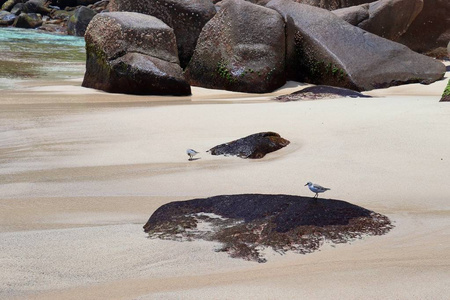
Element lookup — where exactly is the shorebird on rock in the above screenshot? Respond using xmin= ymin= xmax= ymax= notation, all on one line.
xmin=305 ymin=182 xmax=330 ymax=198
xmin=186 ymin=149 xmax=199 ymax=160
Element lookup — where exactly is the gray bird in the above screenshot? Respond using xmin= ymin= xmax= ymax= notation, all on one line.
xmin=305 ymin=182 xmax=330 ymax=198
xmin=186 ymin=149 xmax=199 ymax=160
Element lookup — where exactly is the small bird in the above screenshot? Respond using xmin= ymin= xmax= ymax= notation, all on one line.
xmin=305 ymin=182 xmax=330 ymax=198
xmin=186 ymin=149 xmax=199 ymax=160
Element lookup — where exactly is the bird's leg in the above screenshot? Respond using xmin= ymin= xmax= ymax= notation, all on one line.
xmin=314 ymin=193 xmax=318 ymax=199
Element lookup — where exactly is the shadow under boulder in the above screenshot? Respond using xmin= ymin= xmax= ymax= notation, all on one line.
xmin=144 ymin=194 xmax=394 ymax=262
xmin=208 ymin=132 xmax=290 ymax=159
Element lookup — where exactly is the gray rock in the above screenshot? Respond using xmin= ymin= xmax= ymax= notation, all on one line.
xmin=23 ymin=0 xmax=51 ymax=15
xmin=11 ymin=3 xmax=24 ymax=15
xmin=0 ymin=10 xmax=16 ymax=25
xmin=266 ymin=0 xmax=445 ymax=91
xmin=208 ymin=132 xmax=290 ymax=159
xmin=397 ymin=0 xmax=450 ymax=54
xmin=332 ymin=4 xmax=369 ymax=26
xmin=291 ymin=0 xmax=370 ymax=10
xmin=109 ymin=0 xmax=216 ymax=68
xmin=13 ymin=12 xmax=43 ymax=28
xmin=185 ymin=0 xmax=286 ymax=93
xmin=357 ymin=0 xmax=423 ymax=41
xmin=82 ymin=12 xmax=191 ymax=95
xmin=67 ymin=6 xmax=96 ymax=36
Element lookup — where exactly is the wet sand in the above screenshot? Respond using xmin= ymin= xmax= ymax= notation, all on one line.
xmin=1 ymin=72 xmax=449 ymax=299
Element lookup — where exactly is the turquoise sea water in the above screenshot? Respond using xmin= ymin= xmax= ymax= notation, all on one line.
xmin=0 ymin=28 xmax=86 ymax=89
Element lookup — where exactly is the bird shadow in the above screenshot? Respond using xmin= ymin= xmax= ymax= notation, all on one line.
xmin=188 ymin=157 xmax=201 ymax=161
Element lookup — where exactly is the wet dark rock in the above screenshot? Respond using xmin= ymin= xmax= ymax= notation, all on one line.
xmin=185 ymin=0 xmax=286 ymax=93
xmin=109 ymin=0 xmax=216 ymax=68
xmin=11 ymin=3 xmax=24 ymax=15
xmin=1 ymin=0 xmax=16 ymax=11
xmin=0 ymin=10 xmax=16 ymax=25
xmin=82 ymin=12 xmax=191 ymax=95
xmin=208 ymin=132 xmax=290 ymax=159
xmin=23 ymin=0 xmax=51 ymax=15
xmin=67 ymin=5 xmax=96 ymax=36
xmin=440 ymin=80 xmax=450 ymax=102
xmin=274 ymin=85 xmax=371 ymax=101
xmin=266 ymin=0 xmax=445 ymax=91
xmin=13 ymin=12 xmax=43 ymax=28
xmin=144 ymin=194 xmax=394 ymax=262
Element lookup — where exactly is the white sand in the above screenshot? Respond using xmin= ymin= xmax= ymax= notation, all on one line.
xmin=1 ymin=70 xmax=449 ymax=299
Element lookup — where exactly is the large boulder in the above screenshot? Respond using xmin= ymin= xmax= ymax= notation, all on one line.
xmin=82 ymin=12 xmax=191 ymax=95
xmin=109 ymin=0 xmax=216 ymax=68
xmin=333 ymin=0 xmax=423 ymax=41
xmin=266 ymin=0 xmax=445 ymax=91
xmin=208 ymin=132 xmax=290 ymax=159
xmin=185 ymin=0 xmax=286 ymax=93
xmin=397 ymin=0 xmax=450 ymax=55
xmin=67 ymin=5 xmax=96 ymax=36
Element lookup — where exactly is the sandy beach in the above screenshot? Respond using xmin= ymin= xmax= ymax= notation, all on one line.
xmin=1 ymin=65 xmax=450 ymax=299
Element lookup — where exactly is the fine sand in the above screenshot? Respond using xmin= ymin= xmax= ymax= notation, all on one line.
xmin=1 ymin=69 xmax=450 ymax=299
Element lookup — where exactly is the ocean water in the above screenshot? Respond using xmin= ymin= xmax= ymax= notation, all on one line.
xmin=0 ymin=27 xmax=86 ymax=89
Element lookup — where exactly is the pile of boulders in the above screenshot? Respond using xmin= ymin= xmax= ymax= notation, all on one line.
xmin=82 ymin=0 xmax=446 ymax=95
xmin=1 ymin=0 xmax=448 ymax=96
xmin=0 ymin=0 xmax=108 ymax=35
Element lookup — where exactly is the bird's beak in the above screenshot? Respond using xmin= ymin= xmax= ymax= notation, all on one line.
xmin=304 ymin=183 xmax=307 ymax=186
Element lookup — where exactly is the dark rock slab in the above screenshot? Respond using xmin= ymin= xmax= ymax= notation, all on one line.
xmin=274 ymin=85 xmax=371 ymax=101
xmin=266 ymin=0 xmax=446 ymax=91
xmin=208 ymin=132 xmax=290 ymax=159
xmin=144 ymin=194 xmax=394 ymax=262
xmin=185 ymin=0 xmax=286 ymax=93
xmin=440 ymin=79 xmax=450 ymax=102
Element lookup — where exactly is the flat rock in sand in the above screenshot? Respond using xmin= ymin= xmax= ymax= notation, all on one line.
xmin=144 ymin=194 xmax=393 ymax=262
xmin=274 ymin=85 xmax=372 ymax=101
